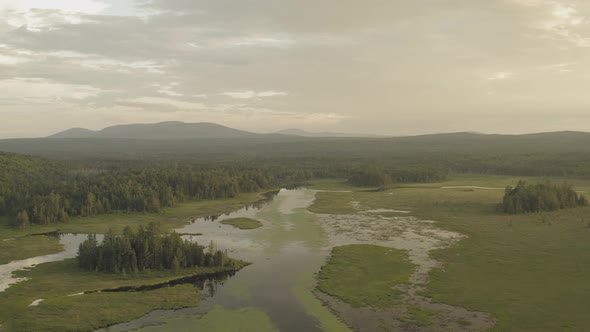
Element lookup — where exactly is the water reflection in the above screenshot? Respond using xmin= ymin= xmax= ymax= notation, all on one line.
xmin=102 ymin=189 xmax=330 ymax=332
xmin=191 ymin=195 xmax=277 ymax=225
xmin=87 ymin=270 xmax=236 ymax=296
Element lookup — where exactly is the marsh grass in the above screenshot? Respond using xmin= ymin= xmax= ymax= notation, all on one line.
xmin=317 ymin=244 xmax=414 ymax=308
xmin=0 ymin=259 xmax=246 ymax=332
xmin=0 ymin=235 xmax=62 ymax=265
xmin=401 ymin=305 xmax=435 ymax=327
xmin=312 ymin=176 xmax=590 ymax=331
xmin=308 ymin=192 xmax=357 ymax=215
xmin=220 ymin=218 xmax=262 ymax=230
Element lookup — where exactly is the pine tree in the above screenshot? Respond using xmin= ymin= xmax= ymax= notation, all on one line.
xmin=16 ymin=210 xmax=29 ymax=228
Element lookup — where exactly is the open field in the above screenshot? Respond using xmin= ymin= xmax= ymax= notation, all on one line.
xmin=220 ymin=218 xmax=263 ymax=230
xmin=317 ymin=244 xmax=414 ymax=308
xmin=309 ymin=176 xmax=590 ymax=331
xmin=0 ymin=259 xmax=246 ymax=332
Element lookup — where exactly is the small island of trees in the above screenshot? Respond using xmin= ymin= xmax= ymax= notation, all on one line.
xmin=77 ymin=223 xmax=237 ymax=274
xmin=502 ymin=181 xmax=588 ymax=214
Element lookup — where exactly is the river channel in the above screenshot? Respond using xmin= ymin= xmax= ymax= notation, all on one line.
xmin=102 ymin=188 xmax=342 ymax=331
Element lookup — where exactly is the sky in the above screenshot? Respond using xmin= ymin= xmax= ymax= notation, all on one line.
xmin=1 ymin=0 xmax=590 ymax=138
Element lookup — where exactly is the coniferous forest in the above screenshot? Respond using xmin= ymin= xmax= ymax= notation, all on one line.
xmin=502 ymin=181 xmax=589 ymax=214
xmin=78 ymin=223 xmax=233 ymax=274
xmin=0 ymin=152 xmax=447 ymax=227
xmin=3 ymin=147 xmax=590 ymax=226
xmin=0 ymin=153 xmax=312 ymax=227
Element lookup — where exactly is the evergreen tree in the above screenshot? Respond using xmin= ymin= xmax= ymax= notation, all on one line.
xmin=16 ymin=210 xmax=29 ymax=228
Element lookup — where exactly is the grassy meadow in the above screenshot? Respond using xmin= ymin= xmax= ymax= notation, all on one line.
xmin=317 ymin=244 xmax=414 ymax=308
xmin=220 ymin=218 xmax=263 ymax=230
xmin=309 ymin=176 xmax=590 ymax=331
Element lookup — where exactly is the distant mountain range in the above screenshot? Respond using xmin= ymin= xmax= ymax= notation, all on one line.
xmin=0 ymin=121 xmax=584 ymax=159
xmin=273 ymin=128 xmax=387 ymax=138
xmin=49 ymin=121 xmax=263 ymax=140
xmin=48 ymin=122 xmax=386 ymax=140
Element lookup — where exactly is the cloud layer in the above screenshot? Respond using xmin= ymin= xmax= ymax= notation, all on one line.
xmin=1 ymin=0 xmax=590 ymax=137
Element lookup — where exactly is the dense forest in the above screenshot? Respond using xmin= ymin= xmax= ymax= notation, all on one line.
xmin=0 ymin=153 xmax=313 ymax=227
xmin=502 ymin=181 xmax=588 ymax=214
xmin=78 ymin=223 xmax=234 ymax=274
xmin=0 ymin=153 xmax=445 ymax=227
xmin=4 ymin=147 xmax=590 ymax=227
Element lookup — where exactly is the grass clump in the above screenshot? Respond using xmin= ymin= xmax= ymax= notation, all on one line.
xmin=220 ymin=218 xmax=263 ymax=230
xmin=308 ymin=192 xmax=357 ymax=214
xmin=317 ymin=244 xmax=414 ymax=308
xmin=401 ymin=305 xmax=434 ymax=327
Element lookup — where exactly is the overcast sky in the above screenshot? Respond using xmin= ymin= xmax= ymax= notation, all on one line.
xmin=1 ymin=0 xmax=590 ymax=138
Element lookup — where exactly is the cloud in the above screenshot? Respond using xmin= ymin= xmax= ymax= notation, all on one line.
xmin=228 ymin=36 xmax=293 ymax=48
xmin=541 ymin=62 xmax=573 ymax=73
xmin=0 ymin=0 xmax=110 ymax=31
xmin=1 ymin=1 xmax=590 ymax=136
xmin=0 ymin=77 xmax=101 ymax=102
xmin=222 ymin=91 xmax=289 ymax=99
xmin=153 ymin=82 xmax=184 ymax=97
xmin=116 ymin=97 xmax=206 ymax=110
xmin=487 ymin=72 xmax=514 ymax=80
xmin=0 ymin=0 xmax=109 ymax=14
xmin=79 ymin=59 xmax=169 ymax=74
xmin=510 ymin=0 xmax=590 ymax=48
xmin=0 ymin=54 xmax=30 ymax=65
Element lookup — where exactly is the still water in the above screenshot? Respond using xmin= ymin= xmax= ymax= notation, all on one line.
xmin=0 ymin=233 xmax=104 ymax=292
xmin=101 ymin=188 xmax=347 ymax=331
xmin=0 ymin=189 xmax=348 ymax=331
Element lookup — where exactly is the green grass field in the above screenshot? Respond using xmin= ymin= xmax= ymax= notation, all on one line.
xmin=0 ymin=259 xmax=247 ymax=332
xmin=310 ymin=177 xmax=590 ymax=331
xmin=220 ymin=218 xmax=263 ymax=230
xmin=317 ymin=244 xmax=414 ymax=308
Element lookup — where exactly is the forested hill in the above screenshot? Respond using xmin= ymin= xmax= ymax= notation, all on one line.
xmin=2 ymin=128 xmax=590 ymax=159
xmin=49 ymin=121 xmax=268 ymax=140
xmin=273 ymin=128 xmax=385 ymax=138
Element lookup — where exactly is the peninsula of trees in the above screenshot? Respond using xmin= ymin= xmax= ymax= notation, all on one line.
xmin=502 ymin=181 xmax=588 ymax=214
xmin=77 ymin=223 xmax=236 ymax=274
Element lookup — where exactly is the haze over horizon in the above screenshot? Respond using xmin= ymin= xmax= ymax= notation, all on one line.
xmin=2 ymin=0 xmax=590 ymax=138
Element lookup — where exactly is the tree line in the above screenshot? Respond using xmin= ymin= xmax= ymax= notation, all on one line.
xmin=347 ymin=168 xmax=447 ymax=187
xmin=78 ymin=223 xmax=234 ymax=274
xmin=0 ymin=153 xmax=312 ymax=227
xmin=502 ymin=181 xmax=588 ymax=214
